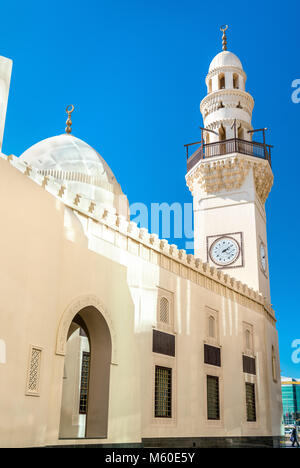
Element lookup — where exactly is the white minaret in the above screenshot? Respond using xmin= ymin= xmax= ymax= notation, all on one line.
xmin=186 ymin=27 xmax=273 ymax=302
xmin=0 ymin=55 xmax=12 ymax=152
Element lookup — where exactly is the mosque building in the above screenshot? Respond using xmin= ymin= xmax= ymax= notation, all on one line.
xmin=0 ymin=27 xmax=282 ymax=448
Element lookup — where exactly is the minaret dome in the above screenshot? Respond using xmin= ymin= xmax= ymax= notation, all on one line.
xmin=201 ymin=45 xmax=254 ymax=144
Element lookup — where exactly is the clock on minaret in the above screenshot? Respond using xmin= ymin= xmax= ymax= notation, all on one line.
xmin=185 ymin=26 xmax=273 ymax=302
xmin=207 ymin=232 xmax=243 ymax=269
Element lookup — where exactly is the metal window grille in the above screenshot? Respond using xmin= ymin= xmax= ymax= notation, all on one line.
xmin=207 ymin=375 xmax=220 ymax=420
xmin=27 ymin=347 xmax=42 ymax=394
xmin=159 ymin=297 xmax=169 ymax=324
xmin=246 ymin=383 xmax=256 ymax=422
xmin=155 ymin=366 xmax=172 ymax=418
xmin=79 ymin=351 xmax=90 ymax=415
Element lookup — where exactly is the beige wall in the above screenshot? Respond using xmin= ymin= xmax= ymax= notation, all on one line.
xmin=0 ymin=158 xmax=282 ymax=447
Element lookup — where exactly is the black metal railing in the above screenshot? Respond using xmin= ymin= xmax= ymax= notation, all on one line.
xmin=185 ymin=138 xmax=272 ymax=173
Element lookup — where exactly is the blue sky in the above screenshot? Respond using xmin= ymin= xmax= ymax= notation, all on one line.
xmin=1 ymin=0 xmax=299 ymax=377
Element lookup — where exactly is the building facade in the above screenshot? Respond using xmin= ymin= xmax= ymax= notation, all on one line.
xmin=282 ymin=378 xmax=300 ymax=427
xmin=0 ymin=31 xmax=282 ymax=448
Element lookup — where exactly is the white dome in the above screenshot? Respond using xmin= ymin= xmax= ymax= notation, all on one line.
xmin=19 ymin=134 xmax=129 ymax=218
xmin=209 ymin=50 xmax=243 ymax=72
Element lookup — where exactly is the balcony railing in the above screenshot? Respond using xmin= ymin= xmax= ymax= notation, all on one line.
xmin=185 ymin=138 xmax=272 ymax=173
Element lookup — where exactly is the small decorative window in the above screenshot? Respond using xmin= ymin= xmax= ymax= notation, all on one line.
xmin=207 ymin=375 xmax=220 ymax=420
xmin=159 ymin=297 xmax=170 ymax=324
xmin=208 ymin=316 xmax=215 ymax=338
xmin=272 ymin=346 xmax=277 ymax=382
xmin=26 ymin=346 xmax=42 ymax=396
xmin=243 ymin=323 xmax=253 ymax=353
xmin=245 ymin=383 xmax=256 ymax=422
xmin=245 ymin=329 xmax=251 ymax=349
xmin=155 ymin=366 xmax=172 ymax=418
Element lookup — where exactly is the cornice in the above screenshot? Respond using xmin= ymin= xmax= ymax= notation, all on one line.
xmin=1 ymin=152 xmax=276 ymax=327
xmin=185 ymin=154 xmax=273 ymax=205
xmin=203 ymin=119 xmax=253 ymax=132
xmin=200 ymin=89 xmax=254 ymax=113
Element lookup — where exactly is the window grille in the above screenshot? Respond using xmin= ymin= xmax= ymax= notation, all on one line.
xmin=246 ymin=383 xmax=256 ymax=422
xmin=207 ymin=375 xmax=220 ymax=420
xmin=159 ymin=297 xmax=169 ymax=324
xmin=26 ymin=346 xmax=42 ymax=396
xmin=155 ymin=366 xmax=172 ymax=418
xmin=79 ymin=351 xmax=90 ymax=414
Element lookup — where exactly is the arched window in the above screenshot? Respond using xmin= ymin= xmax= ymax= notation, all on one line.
xmin=208 ymin=79 xmax=212 ymax=93
xmin=272 ymin=346 xmax=277 ymax=382
xmin=238 ymin=126 xmax=244 ymax=140
xmin=233 ymin=73 xmax=239 ymax=89
xmin=245 ymin=329 xmax=251 ymax=350
xmin=219 ymin=125 xmax=226 ymax=141
xmin=208 ymin=316 xmax=216 ymax=338
xmin=218 ymin=73 xmax=225 ymax=89
xmin=159 ymin=297 xmax=170 ymax=324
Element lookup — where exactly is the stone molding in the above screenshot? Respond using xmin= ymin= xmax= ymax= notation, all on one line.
xmin=200 ymin=89 xmax=254 ymax=119
xmin=185 ymin=154 xmax=273 ymax=204
xmin=3 ymin=153 xmax=276 ymax=326
xmin=201 ymin=89 xmax=254 ymax=115
xmin=203 ymin=119 xmax=252 ymax=133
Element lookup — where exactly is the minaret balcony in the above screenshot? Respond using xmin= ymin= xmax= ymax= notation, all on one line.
xmin=185 ymin=137 xmax=272 ymax=173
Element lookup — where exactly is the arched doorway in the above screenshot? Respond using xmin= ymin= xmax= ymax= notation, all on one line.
xmin=58 ymin=305 xmax=112 ymax=439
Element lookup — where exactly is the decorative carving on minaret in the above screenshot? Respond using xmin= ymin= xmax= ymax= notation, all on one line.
xmin=186 ymin=155 xmax=273 ymax=204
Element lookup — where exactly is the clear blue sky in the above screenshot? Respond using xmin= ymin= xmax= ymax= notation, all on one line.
xmin=1 ymin=0 xmax=299 ymax=378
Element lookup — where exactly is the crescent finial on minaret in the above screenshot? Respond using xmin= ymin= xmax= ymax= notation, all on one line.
xmin=220 ymin=25 xmax=228 ymax=51
xmin=65 ymin=104 xmax=74 ymax=134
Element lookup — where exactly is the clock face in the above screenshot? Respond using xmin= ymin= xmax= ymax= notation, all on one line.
xmin=209 ymin=236 xmax=240 ymax=266
xmin=260 ymin=242 xmax=266 ymax=271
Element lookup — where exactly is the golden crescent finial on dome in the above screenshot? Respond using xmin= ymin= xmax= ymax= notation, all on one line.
xmin=65 ymin=104 xmax=74 ymax=134
xmin=220 ymin=25 xmax=228 ymax=51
